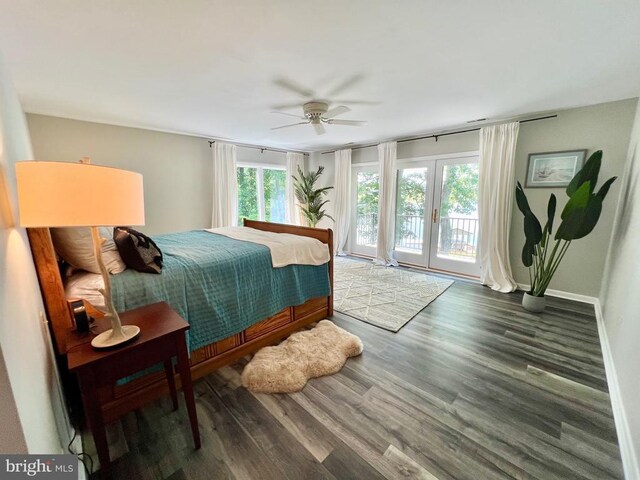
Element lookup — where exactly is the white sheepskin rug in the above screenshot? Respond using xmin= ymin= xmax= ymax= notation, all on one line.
xmin=241 ymin=320 xmax=364 ymax=393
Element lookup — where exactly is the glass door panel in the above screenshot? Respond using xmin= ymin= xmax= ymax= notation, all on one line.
xmin=394 ymin=166 xmax=432 ymax=265
xmin=351 ymin=169 xmax=379 ymax=256
xmin=428 ymin=159 xmax=480 ymax=276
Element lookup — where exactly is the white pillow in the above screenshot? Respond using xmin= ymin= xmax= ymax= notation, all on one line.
xmin=50 ymin=227 xmax=126 ymax=274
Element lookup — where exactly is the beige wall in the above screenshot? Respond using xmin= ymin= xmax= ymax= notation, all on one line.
xmin=310 ymin=98 xmax=637 ymax=297
xmin=28 ymin=114 xmax=213 ymax=235
xmin=27 ymin=114 xmax=294 ymax=235
xmin=0 ymin=56 xmax=66 ymax=453
xmin=600 ymin=101 xmax=640 ymax=476
xmin=510 ymin=98 xmax=637 ymax=296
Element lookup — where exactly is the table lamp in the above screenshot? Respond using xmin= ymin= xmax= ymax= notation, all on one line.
xmin=16 ymin=159 xmax=145 ymax=349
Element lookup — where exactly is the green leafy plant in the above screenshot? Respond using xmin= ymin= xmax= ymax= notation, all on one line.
xmin=516 ymin=150 xmax=617 ymax=297
xmin=293 ymin=165 xmax=334 ymax=228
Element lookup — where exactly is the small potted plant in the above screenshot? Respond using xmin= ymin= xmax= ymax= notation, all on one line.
xmin=292 ymin=165 xmax=334 ymax=227
xmin=516 ymin=150 xmax=616 ymax=312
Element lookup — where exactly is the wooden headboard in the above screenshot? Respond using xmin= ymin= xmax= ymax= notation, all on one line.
xmin=27 ymin=221 xmax=334 ymax=355
xmin=27 ymin=228 xmax=74 ymax=354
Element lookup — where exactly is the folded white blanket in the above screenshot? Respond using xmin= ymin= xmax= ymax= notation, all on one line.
xmin=205 ymin=226 xmax=331 ymax=268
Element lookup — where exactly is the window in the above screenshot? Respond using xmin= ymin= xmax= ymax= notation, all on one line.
xmin=237 ymin=164 xmax=286 ymax=223
xmin=237 ymin=166 xmax=258 ymax=221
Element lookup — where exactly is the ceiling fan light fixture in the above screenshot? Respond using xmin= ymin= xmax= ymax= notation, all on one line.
xmin=271 ymin=100 xmax=368 ymax=135
xmin=303 ymin=101 xmax=329 ymax=120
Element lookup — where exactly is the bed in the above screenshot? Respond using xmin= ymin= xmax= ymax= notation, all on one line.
xmin=28 ymin=219 xmax=333 ymax=422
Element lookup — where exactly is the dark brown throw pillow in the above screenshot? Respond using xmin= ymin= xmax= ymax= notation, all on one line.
xmin=113 ymin=227 xmax=163 ymax=274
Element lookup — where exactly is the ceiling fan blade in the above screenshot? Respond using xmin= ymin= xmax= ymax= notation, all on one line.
xmin=332 ymin=100 xmax=381 ymax=106
xmin=273 ymin=77 xmax=314 ymax=98
xmin=270 ymin=111 xmax=306 ymax=120
xmin=270 ymin=102 xmax=305 ymax=110
xmin=313 ymin=123 xmax=326 ymax=135
xmin=271 ymin=122 xmax=309 ymax=131
xmin=326 ymin=74 xmax=364 ymax=97
xmin=324 ymin=105 xmax=351 ymax=119
xmin=326 ymin=119 xmax=368 ymax=126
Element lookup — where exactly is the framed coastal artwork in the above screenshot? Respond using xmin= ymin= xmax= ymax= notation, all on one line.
xmin=525 ymin=149 xmax=587 ymax=188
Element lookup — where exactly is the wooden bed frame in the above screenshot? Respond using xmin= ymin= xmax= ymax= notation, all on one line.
xmin=28 ymin=219 xmax=333 ymax=422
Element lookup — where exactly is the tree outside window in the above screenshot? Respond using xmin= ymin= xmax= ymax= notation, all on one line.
xmin=237 ymin=165 xmax=286 ymax=223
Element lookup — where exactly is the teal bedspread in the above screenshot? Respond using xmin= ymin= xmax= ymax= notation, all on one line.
xmin=111 ymin=230 xmax=330 ymax=352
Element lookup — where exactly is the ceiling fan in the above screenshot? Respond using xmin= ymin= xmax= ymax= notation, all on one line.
xmin=271 ymin=101 xmax=367 ymax=135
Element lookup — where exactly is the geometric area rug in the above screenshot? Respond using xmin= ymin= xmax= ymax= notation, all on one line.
xmin=334 ymin=257 xmax=454 ymax=332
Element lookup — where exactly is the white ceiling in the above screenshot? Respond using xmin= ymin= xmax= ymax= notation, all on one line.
xmin=1 ymin=1 xmax=639 ymax=152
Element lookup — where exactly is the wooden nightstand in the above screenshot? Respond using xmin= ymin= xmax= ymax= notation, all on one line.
xmin=67 ymin=302 xmax=201 ymax=477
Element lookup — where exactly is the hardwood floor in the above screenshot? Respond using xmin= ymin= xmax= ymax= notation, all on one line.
xmin=96 ymin=279 xmax=623 ymax=479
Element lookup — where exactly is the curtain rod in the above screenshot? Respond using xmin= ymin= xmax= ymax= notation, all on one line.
xmin=208 ymin=140 xmax=307 ymax=156
xmin=320 ymin=114 xmax=557 ymax=155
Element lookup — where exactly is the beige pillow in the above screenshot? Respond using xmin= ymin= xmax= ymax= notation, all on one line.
xmin=50 ymin=227 xmax=126 ymax=274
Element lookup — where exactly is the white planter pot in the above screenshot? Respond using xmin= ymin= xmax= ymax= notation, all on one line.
xmin=522 ymin=292 xmax=546 ymax=313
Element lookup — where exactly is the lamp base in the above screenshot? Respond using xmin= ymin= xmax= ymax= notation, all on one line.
xmin=91 ymin=325 xmax=141 ymax=349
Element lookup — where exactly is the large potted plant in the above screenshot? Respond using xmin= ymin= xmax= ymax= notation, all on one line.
xmin=515 ymin=150 xmax=616 ymax=312
xmin=292 ymin=165 xmax=334 ymax=227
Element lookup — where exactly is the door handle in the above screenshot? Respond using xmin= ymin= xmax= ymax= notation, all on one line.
xmin=432 ymin=208 xmax=438 ymax=223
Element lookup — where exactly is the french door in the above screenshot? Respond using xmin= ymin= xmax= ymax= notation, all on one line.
xmin=394 ymin=154 xmax=480 ymax=276
xmin=350 ymin=165 xmax=379 ymax=257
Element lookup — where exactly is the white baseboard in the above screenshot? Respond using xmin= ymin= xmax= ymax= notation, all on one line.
xmin=516 ymin=283 xmax=598 ymax=305
xmin=594 ymin=300 xmax=639 ymax=480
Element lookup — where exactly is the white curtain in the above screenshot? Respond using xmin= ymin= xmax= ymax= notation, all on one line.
xmin=285 ymin=152 xmax=305 ymax=225
xmin=478 ymin=122 xmax=520 ymax=292
xmin=211 ymin=142 xmax=238 ymax=228
xmin=375 ymin=141 xmax=399 ymax=266
xmin=334 ymin=149 xmax=352 ymax=255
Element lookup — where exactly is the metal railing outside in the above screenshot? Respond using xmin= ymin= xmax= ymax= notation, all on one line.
xmin=355 ymin=211 xmax=378 ymax=246
xmin=436 ymin=217 xmax=478 ymax=258
xmin=356 ymin=212 xmax=478 ymax=259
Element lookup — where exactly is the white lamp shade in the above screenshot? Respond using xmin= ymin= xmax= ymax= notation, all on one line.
xmin=16 ymin=161 xmax=145 ymax=227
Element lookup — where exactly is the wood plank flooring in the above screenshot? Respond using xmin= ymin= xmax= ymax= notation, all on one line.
xmin=94 ymin=277 xmax=623 ymax=479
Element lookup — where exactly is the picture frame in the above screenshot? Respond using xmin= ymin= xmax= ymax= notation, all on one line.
xmin=525 ymin=149 xmax=587 ymax=188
